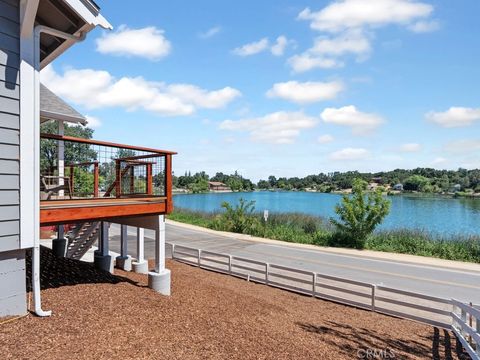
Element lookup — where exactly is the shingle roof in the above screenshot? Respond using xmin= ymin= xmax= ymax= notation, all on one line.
xmin=40 ymin=83 xmax=87 ymax=125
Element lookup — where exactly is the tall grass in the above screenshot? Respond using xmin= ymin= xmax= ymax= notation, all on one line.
xmin=168 ymin=207 xmax=480 ymax=263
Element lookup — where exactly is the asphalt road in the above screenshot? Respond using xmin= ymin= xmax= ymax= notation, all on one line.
xmin=109 ymin=223 xmax=480 ymax=304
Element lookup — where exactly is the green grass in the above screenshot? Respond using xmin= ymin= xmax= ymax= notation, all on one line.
xmin=168 ymin=207 xmax=480 ymax=264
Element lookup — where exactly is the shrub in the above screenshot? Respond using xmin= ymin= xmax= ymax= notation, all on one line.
xmin=330 ymin=178 xmax=391 ymax=248
xmin=211 ymin=198 xmax=262 ymax=234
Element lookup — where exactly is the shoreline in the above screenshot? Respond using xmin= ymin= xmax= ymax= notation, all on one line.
xmin=167 ymin=218 xmax=480 ymax=272
xmin=173 ymin=189 xmax=480 ymax=199
xmin=168 ymin=208 xmax=480 ymax=264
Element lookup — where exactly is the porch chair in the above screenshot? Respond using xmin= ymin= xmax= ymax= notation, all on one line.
xmin=40 ymin=175 xmax=73 ymax=200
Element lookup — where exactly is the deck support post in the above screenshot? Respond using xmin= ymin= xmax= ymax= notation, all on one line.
xmin=52 ymin=224 xmax=67 ymax=257
xmin=116 ymin=225 xmax=131 ymax=271
xmin=57 ymin=120 xmax=65 ymax=197
xmin=94 ymin=221 xmax=113 ymax=273
xmin=132 ymin=227 xmax=148 ymax=274
xmin=148 ymin=215 xmax=170 ymax=295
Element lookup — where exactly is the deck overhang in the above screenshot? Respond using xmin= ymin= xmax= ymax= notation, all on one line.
xmin=40 ymin=197 xmax=168 ymax=226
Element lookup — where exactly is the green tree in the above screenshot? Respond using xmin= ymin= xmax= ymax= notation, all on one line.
xmin=212 ymin=198 xmax=261 ymax=234
xmin=403 ymin=175 xmax=430 ymax=191
xmin=330 ymin=178 xmax=391 ymax=248
xmin=40 ymin=121 xmax=97 ymax=171
xmin=188 ymin=178 xmax=209 ymax=193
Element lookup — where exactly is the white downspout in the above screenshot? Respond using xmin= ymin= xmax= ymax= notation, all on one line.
xmin=31 ymin=25 xmax=85 ymax=317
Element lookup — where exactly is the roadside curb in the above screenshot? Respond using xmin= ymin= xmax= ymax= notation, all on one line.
xmin=166 ymin=219 xmax=480 ymax=274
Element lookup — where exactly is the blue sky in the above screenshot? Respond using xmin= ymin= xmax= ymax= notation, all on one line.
xmin=41 ymin=0 xmax=480 ymax=181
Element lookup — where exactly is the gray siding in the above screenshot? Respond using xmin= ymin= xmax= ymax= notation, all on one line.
xmin=0 ymin=0 xmax=20 ymax=252
xmin=0 ymin=249 xmax=26 ymax=316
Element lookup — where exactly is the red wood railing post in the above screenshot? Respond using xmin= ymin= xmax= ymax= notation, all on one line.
xmin=115 ymin=160 xmax=122 ymax=198
xmin=146 ymin=163 xmax=153 ymax=195
xmin=165 ymin=154 xmax=173 ymax=213
xmin=69 ymin=165 xmax=74 ymax=196
xmin=93 ymin=162 xmax=99 ymax=198
xmin=130 ymin=166 xmax=135 ymax=194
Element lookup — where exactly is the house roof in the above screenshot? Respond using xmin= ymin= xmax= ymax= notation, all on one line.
xmin=208 ymin=181 xmax=228 ymax=186
xmin=40 ymin=83 xmax=87 ymax=125
xmin=37 ymin=0 xmax=112 ymax=68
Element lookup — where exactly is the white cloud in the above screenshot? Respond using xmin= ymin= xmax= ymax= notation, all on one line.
xmin=271 ymin=36 xmax=290 ymax=56
xmin=232 ymin=38 xmax=270 ymax=56
xmin=444 ymin=139 xmax=480 ymax=155
xmin=41 ymin=65 xmax=241 ymax=117
xmin=288 ymin=54 xmax=340 ymax=73
xmin=330 ymin=147 xmax=370 ymax=161
xmin=96 ymin=25 xmax=171 ymax=60
xmin=233 ymin=36 xmax=293 ymax=57
xmin=166 ymin=84 xmax=241 ymax=109
xmin=219 ymin=111 xmax=317 ymax=144
xmin=318 ymin=134 xmax=334 ymax=144
xmin=288 ymin=30 xmax=370 ymax=73
xmin=266 ymin=80 xmax=344 ymax=104
xmin=432 ymin=157 xmax=447 ymax=165
xmin=199 ymin=26 xmax=221 ymax=39
xmin=408 ymin=20 xmax=440 ymax=33
xmin=321 ymin=105 xmax=384 ymax=134
xmin=298 ymin=1 xmax=434 ymax=33
xmin=310 ymin=29 xmax=371 ymax=57
xmin=85 ymin=115 xmax=101 ymax=128
xmin=426 ymin=107 xmax=480 ymax=128
xmin=293 ymin=1 xmax=437 ymax=72
xmin=400 ymin=143 xmax=422 ymax=152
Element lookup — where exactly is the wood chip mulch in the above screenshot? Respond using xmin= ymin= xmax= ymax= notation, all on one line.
xmin=0 ymin=247 xmax=471 ymax=360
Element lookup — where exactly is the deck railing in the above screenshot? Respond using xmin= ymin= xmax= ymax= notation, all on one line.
xmin=40 ymin=133 xmax=175 ymax=211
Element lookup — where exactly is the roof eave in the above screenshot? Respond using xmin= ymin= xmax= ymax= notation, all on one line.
xmin=40 ymin=110 xmax=87 ymax=126
xmin=62 ymin=0 xmax=112 ymax=30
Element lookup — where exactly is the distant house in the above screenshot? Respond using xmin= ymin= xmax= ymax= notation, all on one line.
xmin=393 ymin=184 xmax=404 ymax=191
xmin=453 ymin=184 xmax=462 ymax=192
xmin=368 ymin=182 xmax=380 ymax=190
xmin=208 ymin=181 xmax=231 ymax=192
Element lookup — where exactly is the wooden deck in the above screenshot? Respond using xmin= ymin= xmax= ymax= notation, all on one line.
xmin=40 ymin=197 xmax=167 ymax=226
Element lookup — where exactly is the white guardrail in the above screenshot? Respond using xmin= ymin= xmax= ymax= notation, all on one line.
xmin=169 ymin=243 xmax=479 ymax=359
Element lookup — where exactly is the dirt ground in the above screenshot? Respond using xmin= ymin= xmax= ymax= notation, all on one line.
xmin=0 ymin=247 xmax=470 ymax=360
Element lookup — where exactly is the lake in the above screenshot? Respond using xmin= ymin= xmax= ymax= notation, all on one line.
xmin=173 ymin=191 xmax=480 ymax=237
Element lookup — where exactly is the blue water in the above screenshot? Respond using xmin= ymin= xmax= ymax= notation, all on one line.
xmin=173 ymin=191 xmax=480 ymax=237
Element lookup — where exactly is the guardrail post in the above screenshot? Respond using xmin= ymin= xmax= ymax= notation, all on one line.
xmin=469 ymin=302 xmax=473 ymax=347
xmin=171 ymin=243 xmax=175 ymax=259
xmin=476 ymin=315 xmax=480 ymax=357
xmin=198 ymin=249 xmax=202 ymax=267
xmin=228 ymin=255 xmax=232 ymax=274
xmin=461 ymin=308 xmax=467 ymax=337
xmin=265 ymin=263 xmax=269 ymax=285
xmin=312 ymin=273 xmax=316 ymax=297
xmin=371 ymin=285 xmax=376 ymax=312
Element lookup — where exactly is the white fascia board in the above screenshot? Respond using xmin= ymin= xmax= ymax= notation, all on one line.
xmin=62 ymin=0 xmax=112 ymax=30
xmin=40 ymin=110 xmax=87 ymax=126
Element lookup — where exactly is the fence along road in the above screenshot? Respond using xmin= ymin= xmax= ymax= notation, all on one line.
xmin=109 ymin=223 xmax=480 ymax=320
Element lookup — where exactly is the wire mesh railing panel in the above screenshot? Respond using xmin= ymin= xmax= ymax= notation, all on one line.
xmin=40 ymin=135 xmax=167 ymax=201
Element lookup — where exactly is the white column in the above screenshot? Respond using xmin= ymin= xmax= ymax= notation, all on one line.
xmin=155 ymin=215 xmax=166 ymax=273
xmin=148 ymin=215 xmax=170 ymax=295
xmin=137 ymin=227 xmax=145 ymax=262
xmin=57 ymin=120 xmax=64 ymax=197
xmin=132 ymin=227 xmax=148 ymax=273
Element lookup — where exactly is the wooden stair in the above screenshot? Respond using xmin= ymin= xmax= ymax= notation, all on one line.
xmin=66 ymin=222 xmax=101 ymax=260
